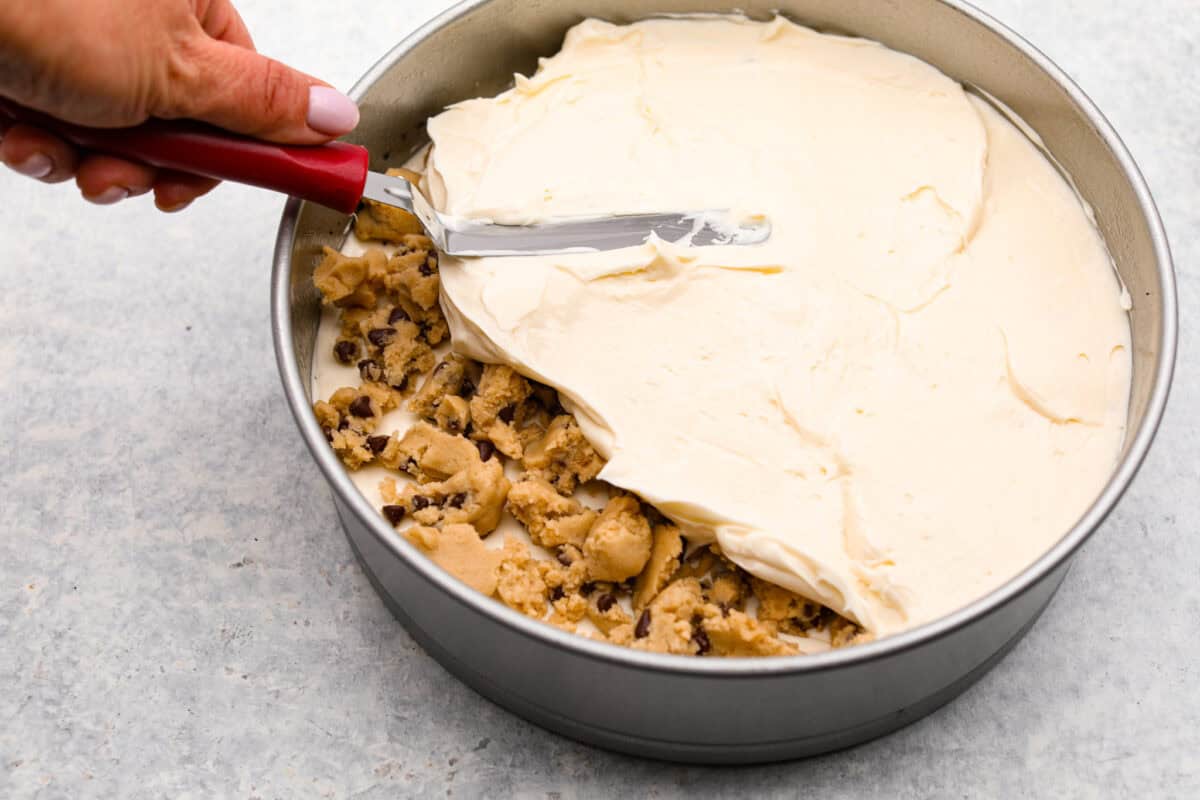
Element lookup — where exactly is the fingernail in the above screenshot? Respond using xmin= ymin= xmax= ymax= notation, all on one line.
xmin=89 ymin=187 xmax=130 ymax=205
xmin=307 ymin=86 xmax=359 ymax=135
xmin=12 ymin=153 xmax=53 ymax=179
xmin=159 ymin=199 xmax=192 ymax=213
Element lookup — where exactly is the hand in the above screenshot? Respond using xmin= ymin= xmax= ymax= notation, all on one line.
xmin=0 ymin=0 xmax=359 ymax=211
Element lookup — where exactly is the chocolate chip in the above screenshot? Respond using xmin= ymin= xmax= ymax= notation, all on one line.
xmin=596 ymin=593 xmax=616 ymax=612
xmin=460 ymin=379 xmax=476 ymax=398
xmin=634 ymin=609 xmax=652 ymax=639
xmin=391 ymin=375 xmax=409 ymax=392
xmin=381 ymin=505 xmax=406 ymax=525
xmin=366 ymin=435 xmax=390 ymax=455
xmin=816 ymin=607 xmax=838 ymax=629
xmin=693 ymin=625 xmax=711 ymax=655
xmin=446 ymin=419 xmax=461 ymax=434
xmin=337 ymin=418 xmax=349 ymax=431
xmin=321 ymin=426 xmax=334 ymax=442
xmin=419 ymin=263 xmax=433 ymax=277
xmin=448 ymin=492 xmax=467 ymax=509
xmin=357 ymin=359 xmax=382 ymax=382
xmin=411 ymin=495 xmax=431 ymax=511
xmin=348 ymin=396 xmax=373 ymax=418
xmin=463 ymin=422 xmax=475 ymax=437
xmin=498 ymin=404 xmax=516 ymax=423
xmin=556 ymin=549 xmax=573 ymax=567
xmin=333 ymin=340 xmax=359 ymax=364
xmin=549 ymin=586 xmax=564 ymax=602
xmin=580 ymin=581 xmax=596 ymax=597
xmin=475 ymin=441 xmax=495 ymax=462
xmin=387 ymin=307 xmax=410 ymax=325
xmin=367 ymin=328 xmax=395 ymax=348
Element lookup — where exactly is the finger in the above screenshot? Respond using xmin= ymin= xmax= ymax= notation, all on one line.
xmin=153 ymin=170 xmax=220 ymax=212
xmin=163 ymin=37 xmax=358 ymax=144
xmin=196 ymin=0 xmax=255 ymax=49
xmin=75 ymin=154 xmax=157 ymax=204
xmin=0 ymin=124 xmax=80 ymax=183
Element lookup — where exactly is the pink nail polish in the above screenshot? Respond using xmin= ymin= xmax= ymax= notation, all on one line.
xmin=12 ymin=153 xmax=53 ymax=179
xmin=89 ymin=187 xmax=130 ymax=205
xmin=307 ymin=86 xmax=360 ymax=135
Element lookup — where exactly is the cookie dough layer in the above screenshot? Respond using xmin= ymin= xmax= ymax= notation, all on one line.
xmin=426 ymin=16 xmax=1132 ymax=634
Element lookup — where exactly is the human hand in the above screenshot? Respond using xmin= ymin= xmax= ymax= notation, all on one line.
xmin=0 ymin=0 xmax=359 ymax=211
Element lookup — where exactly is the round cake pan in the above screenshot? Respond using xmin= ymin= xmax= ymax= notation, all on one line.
xmin=272 ymin=0 xmax=1176 ymax=763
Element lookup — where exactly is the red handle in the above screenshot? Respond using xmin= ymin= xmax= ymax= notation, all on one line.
xmin=0 ymin=98 xmax=369 ymax=214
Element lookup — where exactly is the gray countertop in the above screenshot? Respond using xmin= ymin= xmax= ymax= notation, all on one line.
xmin=1 ymin=1 xmax=1196 ymax=797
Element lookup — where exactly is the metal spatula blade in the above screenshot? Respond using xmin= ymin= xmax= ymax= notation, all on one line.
xmin=362 ymin=171 xmax=771 ymax=257
xmin=0 ymin=98 xmax=770 ymax=256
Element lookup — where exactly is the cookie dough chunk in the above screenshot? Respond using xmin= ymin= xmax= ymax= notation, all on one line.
xmin=404 ymin=524 xmax=501 ymax=595
xmin=543 ymin=545 xmax=589 ymax=595
xmin=543 ymin=552 xmax=590 ymax=627
xmin=354 ymin=168 xmax=426 ymax=242
xmin=632 ymin=524 xmax=684 ymax=611
xmin=394 ymin=295 xmax=450 ymax=346
xmin=355 ymin=203 xmax=424 ymax=242
xmin=751 ymin=576 xmax=825 ymax=635
xmin=410 ymin=355 xmax=468 ymax=418
xmin=506 ymin=478 xmax=598 ymax=549
xmin=675 ymin=545 xmax=720 ymax=581
xmin=704 ymin=565 xmax=749 ymax=613
xmin=314 ymin=246 xmax=388 ymax=308
xmin=750 ymin=576 xmax=861 ymax=644
xmin=313 ymin=384 xmax=400 ymax=469
xmin=623 ymin=578 xmax=707 ymax=655
xmin=618 ymin=576 xmax=797 ymax=657
xmin=409 ymin=354 xmax=479 ymax=433
xmin=353 ymin=308 xmax=436 ymax=392
xmin=468 ymin=365 xmax=532 ymax=458
xmin=549 ymin=592 xmax=589 ymax=629
xmin=385 ymin=248 xmax=440 ymax=310
xmin=495 ymin=536 xmax=549 ymax=618
xmin=704 ymin=610 xmax=798 ymax=657
xmin=385 ymin=422 xmax=482 ymax=482
xmin=827 ymin=614 xmax=868 ymax=648
xmin=395 ymin=458 xmax=510 ymax=534
xmin=583 ymin=494 xmax=652 ymax=582
xmin=586 ymin=586 xmax=633 ymax=635
xmin=522 ymin=415 xmax=605 ymax=495
xmin=433 ymin=396 xmax=471 ymax=436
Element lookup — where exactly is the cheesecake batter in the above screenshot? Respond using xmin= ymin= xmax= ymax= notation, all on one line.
xmin=415 ymin=15 xmax=1132 ymax=635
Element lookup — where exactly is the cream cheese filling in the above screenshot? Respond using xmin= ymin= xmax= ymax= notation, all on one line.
xmin=405 ymin=15 xmax=1130 ymax=634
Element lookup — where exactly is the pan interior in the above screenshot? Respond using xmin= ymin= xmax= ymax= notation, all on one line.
xmin=279 ymin=0 xmax=1172 ymax=669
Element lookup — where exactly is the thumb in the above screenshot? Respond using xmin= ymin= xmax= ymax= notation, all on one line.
xmin=163 ymin=37 xmax=359 ymax=143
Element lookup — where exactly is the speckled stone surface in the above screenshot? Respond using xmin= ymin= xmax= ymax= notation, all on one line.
xmin=1 ymin=1 xmax=1196 ymax=797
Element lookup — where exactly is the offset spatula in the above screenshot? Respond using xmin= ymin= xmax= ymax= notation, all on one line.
xmin=0 ymin=99 xmax=770 ymax=256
